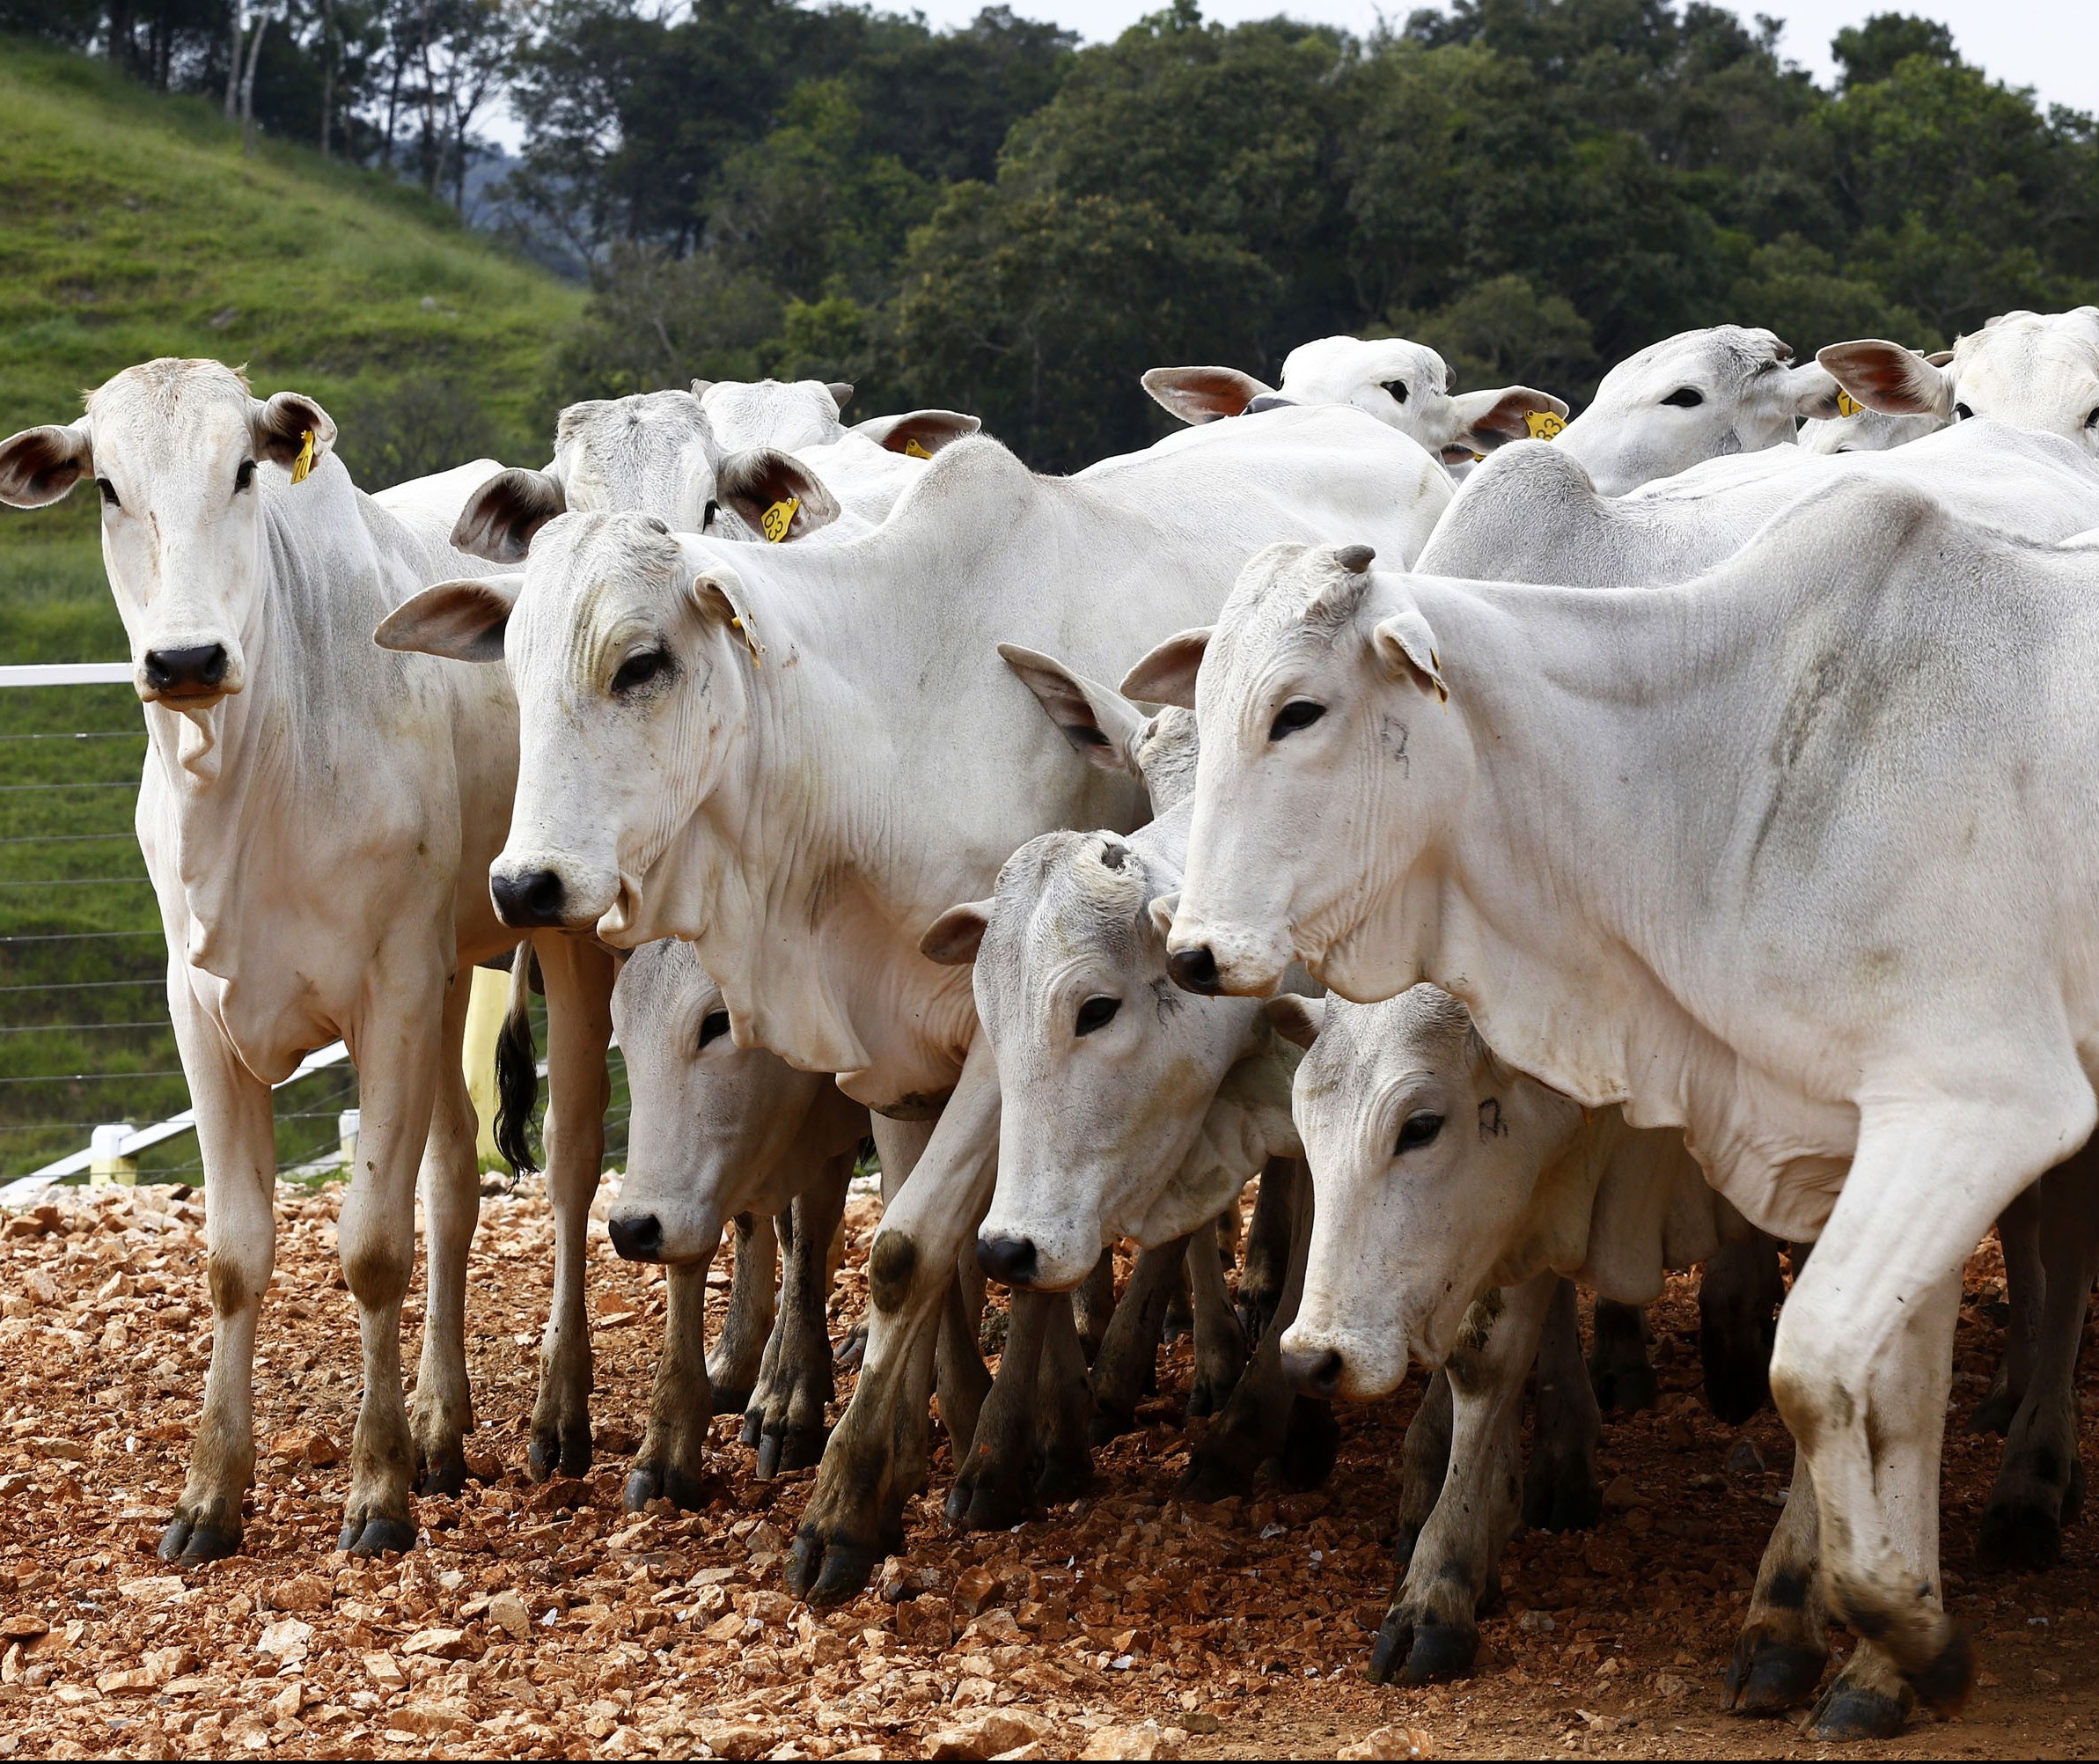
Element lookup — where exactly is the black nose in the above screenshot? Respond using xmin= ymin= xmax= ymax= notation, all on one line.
xmin=143 ymin=643 xmax=228 ymax=693
xmin=1168 ymin=944 xmax=1222 ymax=996
xmin=606 ymin=1213 xmax=663 ymax=1262
xmin=492 ymin=868 xmax=567 ymax=928
xmin=1281 ymin=1346 xmax=1343 ymax=1398
xmin=976 ymin=1234 xmax=1038 ymax=1288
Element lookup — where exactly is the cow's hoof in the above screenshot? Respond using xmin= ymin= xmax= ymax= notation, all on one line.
xmin=1807 ymin=1681 xmax=1911 ymax=1741
xmin=623 ymin=1460 xmax=710 ymax=1513
xmin=415 ymin=1444 xmax=468 ymax=1499
xmin=1036 ymin=1444 xmax=1093 ymax=1507
xmin=1724 ymin=1635 xmax=1825 ymax=1713
xmin=1522 ymin=1462 xmax=1603 ymax=1533
xmin=2065 ymin=1455 xmax=2087 ymax=1525
xmin=158 ymin=1512 xmax=241 ymax=1563
xmin=1699 ymin=1349 xmax=1771 ymax=1428
xmin=1589 ymin=1360 xmax=1658 ymax=1415
xmin=1235 ymin=1298 xmax=1277 ymax=1349
xmin=1088 ymin=1404 xmax=1139 ymax=1448
xmin=339 ymin=1515 xmax=418 ymax=1557
xmin=1188 ymin=1376 xmax=1230 ymax=1419
xmin=1978 ymin=1494 xmax=2063 ymax=1571
xmin=716 ymin=1385 xmax=755 ymax=1422
xmin=527 ymin=1424 xmax=591 ymax=1482
xmin=756 ymin=1422 xmax=829 ymax=1480
xmin=1367 ymin=1610 xmax=1478 ymax=1686
xmin=1279 ymin=1399 xmax=1339 ymax=1489
xmin=788 ymin=1525 xmax=879 ymax=1606
xmin=833 ymin=1323 xmax=869 ymax=1370
xmin=1909 ymin=1626 xmax=1975 ymax=1716
xmin=1163 ymin=1300 xmax=1193 ymax=1345
xmin=1178 ymin=1446 xmax=1255 ymax=1503
xmin=1966 ymin=1382 xmax=2018 ymax=1437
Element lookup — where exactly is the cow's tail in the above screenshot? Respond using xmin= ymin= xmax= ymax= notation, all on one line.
xmin=494 ymin=944 xmax=542 ymax=1174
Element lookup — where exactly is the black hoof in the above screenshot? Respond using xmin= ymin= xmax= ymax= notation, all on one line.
xmin=527 ymin=1425 xmax=591 ymax=1482
xmin=1036 ymin=1446 xmax=1093 ymax=1506
xmin=758 ymin=1424 xmax=829 ymax=1479
xmin=341 ymin=1515 xmax=417 ymax=1556
xmin=1163 ymin=1304 xmax=1193 ymax=1345
xmin=1589 ymin=1360 xmax=1658 ymax=1415
xmin=1398 ymin=1613 xmax=1479 ymax=1685
xmin=1699 ymin=1352 xmax=1772 ymax=1428
xmin=1807 ymin=1682 xmax=1911 ymax=1741
xmin=1178 ymin=1445 xmax=1256 ymax=1503
xmin=625 ymin=1460 xmax=712 ymax=1512
xmin=1088 ymin=1405 xmax=1138 ymax=1448
xmin=1724 ymin=1635 xmax=1825 ymax=1713
xmin=788 ymin=1526 xmax=879 ymax=1606
xmin=1279 ymin=1398 xmax=1339 ymax=1489
xmin=714 ymin=1385 xmax=754 ymax=1419
xmin=415 ymin=1445 xmax=468 ymax=1499
xmin=158 ymin=1514 xmax=241 ymax=1563
xmin=1967 ymin=1383 xmax=2018 ymax=1437
xmin=1188 ymin=1381 xmax=1223 ymax=1420
xmin=1911 ymin=1625 xmax=1975 ymax=1716
xmin=833 ymin=1324 xmax=868 ymax=1370
xmin=1978 ymin=1496 xmax=2064 ymax=1571
xmin=1522 ymin=1464 xmax=1603 ymax=1533
xmin=1236 ymin=1301 xmax=1277 ymax=1347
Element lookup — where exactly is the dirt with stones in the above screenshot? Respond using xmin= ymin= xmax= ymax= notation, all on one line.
xmin=0 ymin=1176 xmax=2092 ymax=1760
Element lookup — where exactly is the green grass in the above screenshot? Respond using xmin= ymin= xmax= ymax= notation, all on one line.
xmin=0 ymin=40 xmax=587 ymax=1175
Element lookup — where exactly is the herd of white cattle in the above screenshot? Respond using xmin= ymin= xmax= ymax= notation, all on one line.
xmin=6 ymin=305 xmax=2099 ymax=1742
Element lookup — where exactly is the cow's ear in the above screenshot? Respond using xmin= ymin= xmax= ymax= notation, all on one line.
xmin=1147 ymin=892 xmax=1179 ymax=942
xmin=853 ymin=409 xmax=980 ymax=456
xmin=1141 ymin=366 xmax=1273 ymax=425
xmin=374 ymin=574 xmax=521 ymax=662
xmin=1120 ymin=626 xmax=1213 ymax=709
xmin=0 ymin=423 xmax=93 ymax=508
xmin=826 ymin=382 xmax=856 ymax=414
xmin=1264 ymin=995 xmax=1326 ymax=1050
xmin=252 ymin=391 xmax=337 ymax=474
xmin=997 ymin=643 xmax=1148 ymax=773
xmin=1783 ymin=363 xmax=1845 ymax=422
xmin=452 ymin=468 xmax=567 ymax=563
xmin=1372 ymin=608 xmax=1447 ymax=702
xmin=921 ymin=900 xmax=992 ymax=966
xmin=716 ymin=448 xmax=840 ymax=541
xmin=1816 ymin=340 xmax=1954 ymax=420
xmin=1446 ymin=386 xmax=1568 ymax=453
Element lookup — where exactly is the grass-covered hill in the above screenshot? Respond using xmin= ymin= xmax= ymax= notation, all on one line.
xmin=0 ymin=40 xmax=584 ymax=1176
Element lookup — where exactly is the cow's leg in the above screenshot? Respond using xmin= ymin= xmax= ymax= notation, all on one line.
xmin=1089 ymin=1238 xmax=1185 ymax=1443
xmin=1370 ymin=1273 xmax=1554 ymax=1685
xmin=1978 ymin=1154 xmax=2099 ymax=1569
xmin=527 ymin=937 xmax=614 ymax=1481
xmin=948 ymin=1286 xmax=1053 ymax=1528
xmin=935 ymin=1252 xmax=991 ymax=1467
xmin=789 ymin=1047 xmax=999 ymax=1606
xmin=1072 ymin=1249 xmax=1116 ymax=1365
xmin=1236 ymin=1157 xmax=1295 ymax=1343
xmin=158 ymin=988 xmax=278 ymax=1563
xmin=1184 ymin=1161 xmax=1334 ymax=1497
xmin=1035 ymin=1290 xmax=1095 ymax=1502
xmin=745 ymin=1230 xmax=789 ymax=1440
xmin=1587 ymin=1298 xmax=1657 ymax=1413
xmin=334 ymin=973 xmax=448 ymax=1555
xmin=1699 ymin=1223 xmax=1784 ymax=1426
xmin=408 ymin=972 xmax=481 ymax=1496
xmin=1774 ymin=1099 xmax=2080 ymax=1735
xmin=1523 ymin=1276 xmax=1603 ymax=1532
xmin=1727 ymin=1444 xmax=1829 ymax=1714
xmin=717 ymin=1211 xmax=779 ymax=1419
xmin=1970 ymin=1185 xmax=2044 ymax=1435
xmin=627 ymin=1253 xmax=717 ymax=1511
xmin=1392 ymin=1371 xmax=1454 ymax=1570
xmin=1163 ymin=1251 xmax=1194 ymax=1343
xmin=1187 ymin=1224 xmax=1249 ymax=1418
xmin=752 ymin=1161 xmax=851 ymax=1477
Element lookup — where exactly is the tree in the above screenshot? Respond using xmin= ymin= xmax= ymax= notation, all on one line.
xmin=1831 ymin=11 xmax=1956 ymax=90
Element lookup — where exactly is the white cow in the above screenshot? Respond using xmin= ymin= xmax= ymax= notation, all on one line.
xmin=374 ymin=403 xmax=1453 ymax=1602
xmin=1142 ymin=334 xmax=1567 ymax=466
xmin=1820 ymin=309 xmax=2099 ymax=454
xmin=1419 ymin=417 xmax=2099 ymax=585
xmin=1548 ymin=325 xmax=1842 ymax=494
xmin=0 ymin=359 xmax=619 ymax=1556
xmin=1141 ymin=514 xmax=2099 ymax=1732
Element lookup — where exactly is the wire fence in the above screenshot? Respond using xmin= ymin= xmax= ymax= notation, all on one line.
xmin=0 ymin=673 xmax=632 ymax=1184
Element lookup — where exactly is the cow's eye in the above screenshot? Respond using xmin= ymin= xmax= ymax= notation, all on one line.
xmin=2085 ymin=408 xmax=2098 ymax=430
xmin=1955 ymin=401 xmax=1974 ymax=421
xmin=96 ymin=477 xmax=120 ymax=509
xmin=698 ymin=1010 xmax=731 ymax=1050
xmin=1075 ymin=996 xmax=1120 ymax=1036
xmin=1661 ymin=387 xmax=1704 ymax=408
xmin=1268 ymin=699 xmax=1325 ymax=741
xmin=702 ymin=498 xmax=719 ymax=530
xmin=1395 ymin=1111 xmax=1444 ymax=1154
xmin=1379 ymin=379 xmax=1410 ymax=405
xmin=234 ymin=459 xmax=256 ymax=493
xmin=612 ymin=649 xmax=668 ymax=695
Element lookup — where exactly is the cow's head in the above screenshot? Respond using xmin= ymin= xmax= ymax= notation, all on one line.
xmin=696 ymin=376 xmax=855 ymax=453
xmin=1144 ymin=336 xmax=1567 ymax=467
xmin=376 ymin=510 xmax=768 ymax=939
xmin=604 ymin=938 xmax=836 ymax=1264
xmin=0 ymin=357 xmax=336 ymax=709
xmin=1554 ymin=326 xmax=1840 ymax=494
xmin=1820 ymin=310 xmax=2099 ymax=456
xmin=1274 ymin=988 xmax=1582 ymax=1400
xmin=1130 ymin=541 xmax=1463 ymax=1002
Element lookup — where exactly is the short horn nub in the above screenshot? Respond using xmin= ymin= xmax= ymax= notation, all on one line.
xmin=1335 ymin=545 xmax=1376 ymax=575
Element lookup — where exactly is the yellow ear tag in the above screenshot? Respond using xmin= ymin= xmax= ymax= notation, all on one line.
xmin=903 ymin=438 xmax=932 ymax=460
xmin=728 ymin=613 xmax=764 ymax=665
xmin=1836 ymin=389 xmax=1864 ymax=418
xmin=1524 ymin=410 xmax=1566 ymax=441
xmin=290 ymin=429 xmax=316 ymax=485
xmin=760 ymin=496 xmax=799 ymax=544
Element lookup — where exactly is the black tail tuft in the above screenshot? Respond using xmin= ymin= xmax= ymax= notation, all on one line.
xmin=494 ymin=947 xmax=543 ymax=1174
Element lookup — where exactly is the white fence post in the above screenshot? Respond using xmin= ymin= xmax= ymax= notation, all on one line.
xmin=87 ymin=1122 xmax=138 ymax=1187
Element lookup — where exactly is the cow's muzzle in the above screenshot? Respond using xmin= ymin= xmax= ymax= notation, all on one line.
xmin=491 ymin=866 xmax=569 ymax=929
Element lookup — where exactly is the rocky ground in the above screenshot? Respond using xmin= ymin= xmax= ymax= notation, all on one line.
xmin=0 ymin=1176 xmax=2091 ymax=1760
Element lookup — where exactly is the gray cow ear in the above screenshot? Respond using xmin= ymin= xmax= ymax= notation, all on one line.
xmin=921 ymin=900 xmax=993 ymax=966
xmin=853 ymin=409 xmax=980 ymax=456
xmin=375 ymin=574 xmax=522 ymax=663
xmin=826 ymin=382 xmax=856 ymax=414
xmin=1146 ymin=891 xmax=1179 ymax=943
xmin=998 ymin=643 xmax=1148 ymax=773
xmin=716 ymin=448 xmax=840 ymax=541
xmin=1140 ymin=365 xmax=1273 ymax=425
xmin=251 ymin=390 xmax=336 ymax=475
xmin=1816 ymin=339 xmax=1954 ymax=420
xmin=452 ymin=467 xmax=567 ymax=563
xmin=1372 ymin=608 xmax=1447 ymax=702
xmin=0 ymin=423 xmax=93 ymax=507
xmin=1264 ymin=994 xmax=1327 ymax=1049
xmin=1120 ymin=626 xmax=1212 ymax=709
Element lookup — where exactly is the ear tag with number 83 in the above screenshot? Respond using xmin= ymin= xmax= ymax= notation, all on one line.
xmin=1525 ymin=410 xmax=1566 ymax=441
